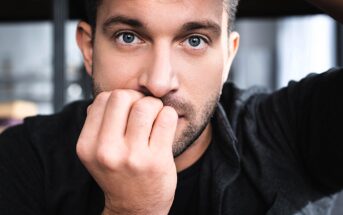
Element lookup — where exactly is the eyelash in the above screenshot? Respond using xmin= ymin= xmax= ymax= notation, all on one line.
xmin=112 ymin=31 xmax=211 ymax=48
xmin=182 ymin=34 xmax=210 ymax=48
xmin=113 ymin=31 xmax=143 ymax=45
xmin=188 ymin=34 xmax=210 ymax=43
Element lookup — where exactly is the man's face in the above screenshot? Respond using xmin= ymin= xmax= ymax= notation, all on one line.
xmin=78 ymin=0 xmax=239 ymax=156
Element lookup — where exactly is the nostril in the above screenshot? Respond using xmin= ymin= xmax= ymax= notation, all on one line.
xmin=138 ymin=86 xmax=154 ymax=97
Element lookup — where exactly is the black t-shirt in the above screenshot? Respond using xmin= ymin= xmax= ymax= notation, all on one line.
xmin=169 ymin=148 xmax=207 ymax=215
xmin=0 ymin=68 xmax=342 ymax=214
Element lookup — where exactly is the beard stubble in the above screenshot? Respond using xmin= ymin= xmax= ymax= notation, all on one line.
xmin=92 ymin=78 xmax=220 ymax=158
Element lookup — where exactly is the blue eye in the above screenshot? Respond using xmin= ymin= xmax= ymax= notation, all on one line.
xmin=115 ymin=32 xmax=143 ymax=45
xmin=122 ymin=33 xmax=135 ymax=43
xmin=188 ymin=36 xmax=202 ymax=47
xmin=183 ymin=35 xmax=208 ymax=50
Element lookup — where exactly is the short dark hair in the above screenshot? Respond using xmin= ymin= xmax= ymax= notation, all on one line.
xmin=85 ymin=0 xmax=240 ymax=34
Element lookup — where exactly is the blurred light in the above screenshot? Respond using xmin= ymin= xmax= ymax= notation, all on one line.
xmin=67 ymin=83 xmax=82 ymax=101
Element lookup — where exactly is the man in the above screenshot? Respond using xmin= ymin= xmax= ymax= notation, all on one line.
xmin=0 ymin=0 xmax=342 ymax=214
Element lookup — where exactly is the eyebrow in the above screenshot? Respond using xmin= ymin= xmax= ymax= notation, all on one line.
xmin=103 ymin=15 xmax=145 ymax=33
xmin=102 ymin=15 xmax=222 ymax=36
xmin=180 ymin=21 xmax=222 ymax=36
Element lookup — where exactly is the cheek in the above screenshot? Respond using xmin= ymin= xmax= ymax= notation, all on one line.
xmin=173 ymin=51 xmax=224 ymax=127
xmin=178 ymin=51 xmax=225 ymax=101
xmin=92 ymin=45 xmax=147 ymax=91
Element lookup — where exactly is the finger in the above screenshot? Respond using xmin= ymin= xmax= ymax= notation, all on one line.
xmin=125 ymin=97 xmax=163 ymax=150
xmin=77 ymin=92 xmax=111 ymax=161
xmin=149 ymin=106 xmax=178 ymax=153
xmin=98 ymin=90 xmax=144 ymax=147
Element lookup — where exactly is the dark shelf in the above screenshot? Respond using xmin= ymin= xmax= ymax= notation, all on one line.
xmin=0 ymin=0 xmax=323 ymax=22
xmin=0 ymin=0 xmax=52 ymax=22
xmin=237 ymin=0 xmax=322 ymax=18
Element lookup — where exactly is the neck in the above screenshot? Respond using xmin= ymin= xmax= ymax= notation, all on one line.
xmin=174 ymin=123 xmax=212 ymax=172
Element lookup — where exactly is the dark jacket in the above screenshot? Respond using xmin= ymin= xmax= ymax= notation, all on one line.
xmin=0 ymin=68 xmax=342 ymax=215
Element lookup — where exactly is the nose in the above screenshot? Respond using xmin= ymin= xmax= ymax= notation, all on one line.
xmin=138 ymin=43 xmax=179 ymax=98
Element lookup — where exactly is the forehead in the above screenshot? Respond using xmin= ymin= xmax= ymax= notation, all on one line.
xmin=97 ymin=0 xmax=227 ymax=30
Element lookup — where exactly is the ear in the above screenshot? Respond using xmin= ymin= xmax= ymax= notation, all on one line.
xmin=76 ymin=21 xmax=94 ymax=77
xmin=222 ymin=31 xmax=240 ymax=83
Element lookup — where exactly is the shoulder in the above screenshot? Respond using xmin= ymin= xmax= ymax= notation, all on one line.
xmin=220 ymin=81 xmax=269 ymax=130
xmin=25 ymin=100 xmax=90 ymax=134
xmin=0 ymin=100 xmax=96 ymax=213
xmin=0 ymin=100 xmax=91 ymax=162
xmin=25 ymin=100 xmax=90 ymax=142
xmin=221 ymin=67 xmax=343 ymax=126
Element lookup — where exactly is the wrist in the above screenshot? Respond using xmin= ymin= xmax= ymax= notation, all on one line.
xmin=102 ymin=199 xmax=172 ymax=215
xmin=102 ymin=193 xmax=173 ymax=215
xmin=102 ymin=207 xmax=170 ymax=215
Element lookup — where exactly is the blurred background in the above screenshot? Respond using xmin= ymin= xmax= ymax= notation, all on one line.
xmin=0 ymin=0 xmax=341 ymax=114
xmin=0 ymin=0 xmax=342 ymax=212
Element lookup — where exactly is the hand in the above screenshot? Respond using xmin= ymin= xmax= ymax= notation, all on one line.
xmin=76 ymin=90 xmax=178 ymax=215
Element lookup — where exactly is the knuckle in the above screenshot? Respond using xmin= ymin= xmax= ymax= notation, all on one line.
xmin=163 ymin=106 xmax=178 ymax=118
xmin=96 ymin=148 xmax=119 ymax=170
xmin=157 ymin=107 xmax=178 ymax=127
xmin=125 ymin=154 xmax=149 ymax=172
xmin=95 ymin=149 xmax=109 ymax=166
xmin=125 ymin=156 xmax=141 ymax=171
xmin=94 ymin=92 xmax=110 ymax=105
xmin=76 ymin=141 xmax=89 ymax=161
xmin=95 ymin=142 xmax=128 ymax=171
xmin=132 ymin=97 xmax=163 ymax=116
xmin=148 ymin=97 xmax=163 ymax=108
xmin=110 ymin=90 xmax=131 ymax=102
xmin=109 ymin=90 xmax=141 ymax=109
xmin=132 ymin=100 xmax=151 ymax=116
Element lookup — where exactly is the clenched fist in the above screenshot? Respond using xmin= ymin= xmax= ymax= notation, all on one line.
xmin=76 ymin=90 xmax=178 ymax=215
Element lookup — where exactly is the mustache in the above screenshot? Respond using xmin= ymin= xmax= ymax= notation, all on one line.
xmin=138 ymin=86 xmax=194 ymax=117
xmin=160 ymin=94 xmax=194 ymax=119
xmin=92 ymin=78 xmax=195 ymax=118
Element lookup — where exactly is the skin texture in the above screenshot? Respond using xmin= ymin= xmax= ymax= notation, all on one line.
xmin=75 ymin=0 xmax=343 ymax=214
xmin=76 ymin=0 xmax=239 ymax=214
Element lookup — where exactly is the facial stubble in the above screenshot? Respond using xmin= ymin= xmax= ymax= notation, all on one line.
xmin=92 ymin=78 xmax=220 ymax=158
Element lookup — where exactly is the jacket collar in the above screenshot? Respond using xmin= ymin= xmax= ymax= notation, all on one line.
xmin=197 ymin=102 xmax=241 ymax=215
